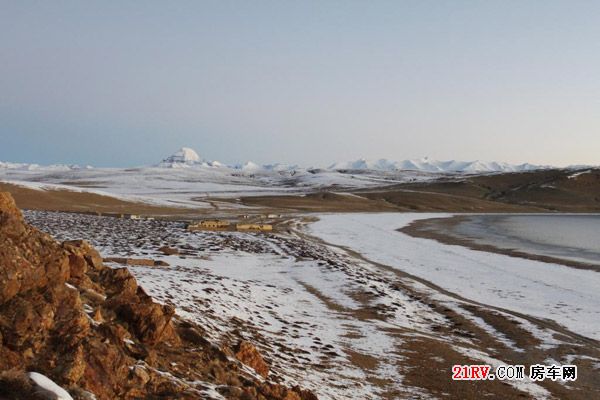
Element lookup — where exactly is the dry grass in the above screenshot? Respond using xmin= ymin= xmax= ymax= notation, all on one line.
xmin=0 ymin=183 xmax=205 ymax=217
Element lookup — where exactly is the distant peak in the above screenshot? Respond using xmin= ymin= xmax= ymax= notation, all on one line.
xmin=161 ymin=147 xmax=202 ymax=165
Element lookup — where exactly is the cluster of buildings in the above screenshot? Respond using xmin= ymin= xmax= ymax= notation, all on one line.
xmin=187 ymin=219 xmax=273 ymax=232
xmin=86 ymin=211 xmax=277 ymax=233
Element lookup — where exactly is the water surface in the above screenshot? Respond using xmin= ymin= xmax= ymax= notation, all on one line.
xmin=454 ymin=214 xmax=600 ymax=266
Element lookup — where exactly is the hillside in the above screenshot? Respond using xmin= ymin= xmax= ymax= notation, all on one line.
xmin=371 ymin=168 xmax=600 ymax=212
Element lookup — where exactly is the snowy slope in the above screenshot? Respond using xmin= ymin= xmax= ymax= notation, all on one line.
xmin=0 ymin=148 xmax=435 ymax=206
xmin=308 ymin=213 xmax=600 ymax=340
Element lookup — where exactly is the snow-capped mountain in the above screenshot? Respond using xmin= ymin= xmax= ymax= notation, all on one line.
xmin=159 ymin=147 xmax=203 ymax=166
xmin=2 ymin=147 xmax=551 ymax=175
xmin=158 ymin=148 xmax=298 ymax=174
xmin=329 ymin=157 xmax=546 ymax=173
xmin=159 ymin=147 xmax=546 ymax=174
xmin=158 ymin=147 xmax=229 ymax=168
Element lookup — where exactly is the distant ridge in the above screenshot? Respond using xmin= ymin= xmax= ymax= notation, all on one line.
xmin=328 ymin=157 xmax=548 ymax=173
xmin=0 ymin=161 xmax=87 ymax=171
xmin=158 ymin=147 xmax=551 ymax=173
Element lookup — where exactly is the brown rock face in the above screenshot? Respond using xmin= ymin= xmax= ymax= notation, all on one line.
xmin=0 ymin=193 xmax=67 ymax=305
xmin=102 ymin=267 xmax=179 ymax=345
xmin=235 ymin=340 xmax=270 ymax=378
xmin=0 ymin=193 xmax=317 ymax=400
xmin=0 ymin=192 xmax=21 ymax=219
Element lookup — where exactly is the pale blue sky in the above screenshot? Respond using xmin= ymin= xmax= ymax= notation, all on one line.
xmin=1 ymin=1 xmax=599 ymax=167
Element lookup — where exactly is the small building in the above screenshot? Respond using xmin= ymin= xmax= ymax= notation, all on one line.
xmin=110 ymin=213 xmax=141 ymax=220
xmin=236 ymin=223 xmax=273 ymax=232
xmin=267 ymin=214 xmax=281 ymax=219
xmin=188 ymin=219 xmax=230 ymax=231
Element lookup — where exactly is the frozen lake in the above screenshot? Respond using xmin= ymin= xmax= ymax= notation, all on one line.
xmin=452 ymin=214 xmax=600 ymax=266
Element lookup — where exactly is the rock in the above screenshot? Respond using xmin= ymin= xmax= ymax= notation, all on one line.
xmin=0 ymin=200 xmax=65 ymax=304
xmin=101 ymin=267 xmax=138 ymax=297
xmin=67 ymin=254 xmax=87 ymax=280
xmin=234 ymin=341 xmax=269 ymax=378
xmin=292 ymin=386 xmax=320 ymax=400
xmin=92 ymin=308 xmax=104 ymax=324
xmin=177 ymin=325 xmax=210 ymax=347
xmin=158 ymin=246 xmax=179 ymax=255
xmin=258 ymin=384 xmax=318 ymax=400
xmin=46 ymin=255 xmax=71 ymax=288
xmin=62 ymin=241 xmax=104 ymax=271
xmin=129 ymin=365 xmax=150 ymax=385
xmin=0 ymin=192 xmax=22 ymax=221
xmin=100 ymin=267 xmax=179 ymax=346
xmin=60 ymin=345 xmax=86 ymax=384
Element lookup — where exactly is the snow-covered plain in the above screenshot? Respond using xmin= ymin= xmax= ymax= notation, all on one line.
xmin=26 ymin=210 xmax=592 ymax=399
xmin=0 ymin=161 xmax=432 ymax=208
xmin=307 ymin=213 xmax=600 ymax=341
xmin=1 ymin=147 xmax=560 ymax=208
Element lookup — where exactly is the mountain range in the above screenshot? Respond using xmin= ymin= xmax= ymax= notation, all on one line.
xmin=157 ymin=147 xmax=549 ymax=174
xmin=0 ymin=147 xmax=564 ymax=174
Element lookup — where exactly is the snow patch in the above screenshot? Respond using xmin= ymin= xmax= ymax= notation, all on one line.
xmin=27 ymin=372 xmax=74 ymax=400
xmin=568 ymin=170 xmax=592 ymax=179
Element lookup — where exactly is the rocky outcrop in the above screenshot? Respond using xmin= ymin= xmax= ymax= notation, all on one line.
xmin=235 ymin=340 xmax=270 ymax=378
xmin=0 ymin=192 xmax=317 ymax=400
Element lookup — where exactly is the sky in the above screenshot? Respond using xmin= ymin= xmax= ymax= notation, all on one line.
xmin=1 ymin=1 xmax=599 ymax=167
